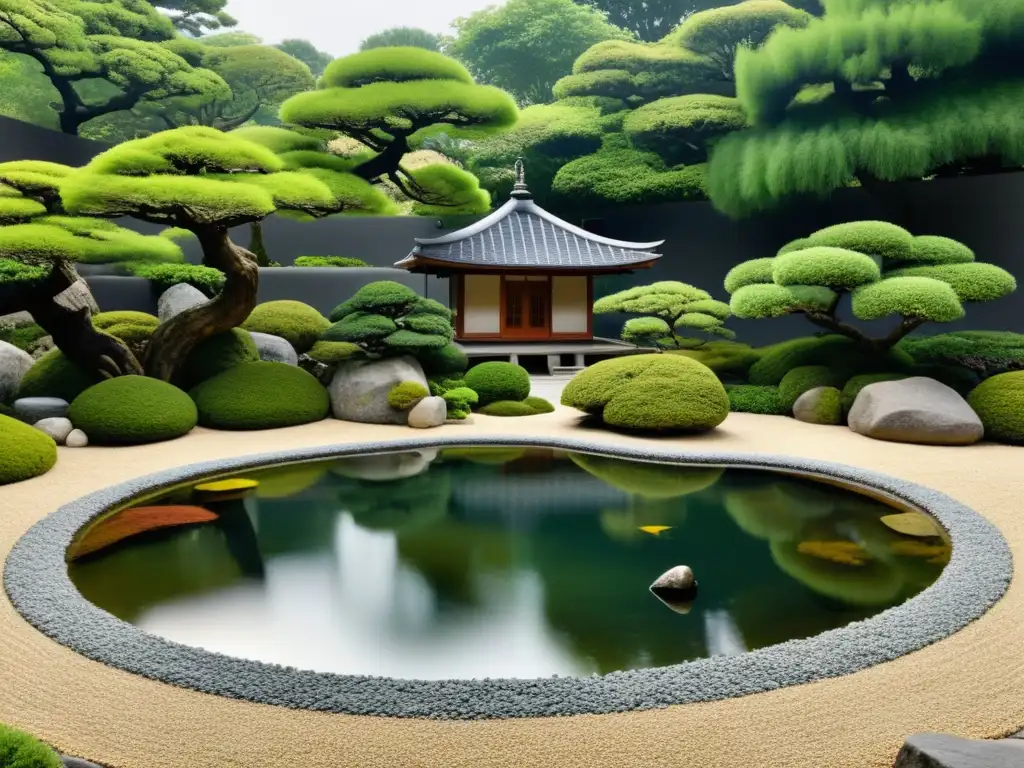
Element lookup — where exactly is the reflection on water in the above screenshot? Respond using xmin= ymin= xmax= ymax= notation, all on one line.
xmin=68 ymin=447 xmax=949 ymax=680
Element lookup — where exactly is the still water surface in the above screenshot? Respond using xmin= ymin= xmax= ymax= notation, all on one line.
xmin=68 ymin=447 xmax=948 ymax=680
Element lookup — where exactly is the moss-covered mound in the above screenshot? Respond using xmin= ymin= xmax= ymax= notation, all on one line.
xmin=306 ymin=340 xmax=361 ymax=364
xmin=778 ymin=365 xmax=849 ymax=410
xmin=464 ymin=361 xmax=530 ymax=405
xmin=17 ymin=348 xmax=103 ymax=401
xmin=967 ymin=371 xmax=1024 ymax=444
xmin=180 ymin=328 xmax=259 ymax=389
xmin=479 ymin=396 xmax=555 ymax=416
xmin=0 ymin=414 xmax=58 ymax=485
xmin=241 ymin=300 xmax=330 ymax=353
xmin=726 ymin=384 xmax=788 ymax=415
xmin=419 ymin=342 xmax=468 ymax=376
xmin=748 ymin=335 xmax=913 ymax=385
xmin=797 ymin=386 xmax=843 ymax=425
xmin=561 ymin=354 xmax=729 ymax=433
xmin=93 ymin=310 xmax=159 ymax=350
xmin=0 ymin=722 xmax=62 ymax=767
xmin=69 ymin=376 xmax=198 ymax=445
xmin=190 ymin=362 xmax=330 ymax=430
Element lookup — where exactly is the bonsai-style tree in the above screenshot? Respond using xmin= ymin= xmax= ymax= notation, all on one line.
xmin=279 ymin=47 xmax=518 ymax=211
xmin=60 ymin=125 xmax=393 ymax=382
xmin=594 ymin=281 xmax=734 ymax=348
xmin=0 ymin=0 xmax=230 ymax=135
xmin=724 ymin=221 xmax=1017 ymax=353
xmin=707 ymin=0 xmax=1024 ymax=216
xmin=0 ymin=160 xmax=183 ymax=378
xmin=321 ymin=281 xmax=454 ymax=359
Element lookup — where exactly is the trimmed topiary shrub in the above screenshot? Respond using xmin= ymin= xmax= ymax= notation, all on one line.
xmin=419 ymin=342 xmax=468 ymax=376
xmin=190 ymin=362 xmax=330 ymax=430
xmin=0 ymin=722 xmax=62 ymax=767
xmin=180 ymin=328 xmax=259 ymax=389
xmin=293 ymin=256 xmax=369 ymax=267
xmin=464 ymin=361 xmax=530 ymax=406
xmin=479 ymin=396 xmax=555 ymax=417
xmin=0 ymin=414 xmax=58 ymax=485
xmin=69 ymin=376 xmax=198 ymax=445
xmin=748 ymin=335 xmax=913 ymax=385
xmin=242 ymin=300 xmax=331 ymax=353
xmin=726 ymin=384 xmax=788 ymax=415
xmin=967 ymin=371 xmax=1024 ymax=444
xmin=561 ymin=354 xmax=729 ymax=433
xmin=441 ymin=386 xmax=478 ymax=420
xmin=840 ymin=373 xmax=909 ymax=415
xmin=17 ymin=348 xmax=103 ymax=401
xmin=306 ymin=340 xmax=361 ymax=364
xmin=388 ymin=381 xmax=429 ymax=410
xmin=778 ymin=365 xmax=848 ymax=410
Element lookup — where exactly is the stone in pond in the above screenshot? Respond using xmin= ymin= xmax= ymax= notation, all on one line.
xmin=330 ymin=448 xmax=438 ymax=481
xmin=894 ymin=732 xmax=1024 ymax=768
xmin=194 ymin=478 xmax=259 ymax=500
xmin=328 ymin=355 xmax=428 ymax=425
xmin=250 ymin=331 xmax=298 ymax=366
xmin=0 ymin=340 xmax=34 ymax=403
xmin=650 ymin=565 xmax=698 ymax=614
xmin=14 ymin=396 xmax=69 ymax=422
xmin=65 ymin=428 xmax=89 ymax=448
xmin=157 ymin=283 xmax=209 ymax=323
xmin=33 ymin=416 xmax=73 ymax=444
xmin=407 ymin=395 xmax=446 ymax=429
xmin=847 ymin=377 xmax=983 ymax=445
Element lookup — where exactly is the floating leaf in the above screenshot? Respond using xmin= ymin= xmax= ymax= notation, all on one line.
xmin=68 ymin=504 xmax=218 ymax=560
xmin=639 ymin=525 xmax=673 ymax=535
xmin=796 ymin=540 xmax=871 ymax=566
xmin=881 ymin=512 xmax=943 ymax=538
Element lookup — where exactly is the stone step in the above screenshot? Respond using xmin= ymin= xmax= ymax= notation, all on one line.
xmin=894 ymin=733 xmax=1024 ymax=767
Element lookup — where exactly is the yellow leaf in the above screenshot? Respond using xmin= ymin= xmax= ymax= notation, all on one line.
xmin=194 ymin=478 xmax=259 ymax=493
xmin=639 ymin=525 xmax=672 ymax=535
xmin=880 ymin=512 xmax=943 ymax=538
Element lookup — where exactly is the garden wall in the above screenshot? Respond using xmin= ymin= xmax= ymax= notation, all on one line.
xmin=4 ymin=117 xmax=1023 ymax=346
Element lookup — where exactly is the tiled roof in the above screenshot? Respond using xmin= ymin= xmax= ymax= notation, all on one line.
xmin=396 ymin=195 xmax=663 ymax=270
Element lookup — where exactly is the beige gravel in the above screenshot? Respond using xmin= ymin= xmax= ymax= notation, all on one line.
xmin=1 ymin=408 xmax=1023 ymax=768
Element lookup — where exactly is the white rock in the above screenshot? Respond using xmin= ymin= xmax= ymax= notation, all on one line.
xmin=407 ymin=396 xmax=447 ymax=429
xmin=33 ymin=416 xmax=73 ymax=444
xmin=65 ymin=428 xmax=89 ymax=448
xmin=157 ymin=283 xmax=209 ymax=323
xmin=0 ymin=340 xmax=34 ymax=403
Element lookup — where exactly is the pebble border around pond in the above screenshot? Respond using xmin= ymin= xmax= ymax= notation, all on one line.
xmin=2 ymin=436 xmax=1013 ymax=720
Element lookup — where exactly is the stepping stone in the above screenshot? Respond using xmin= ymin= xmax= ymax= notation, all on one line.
xmin=894 ymin=733 xmax=1024 ymax=767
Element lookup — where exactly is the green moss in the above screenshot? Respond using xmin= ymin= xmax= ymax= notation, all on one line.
xmin=723 ymin=257 xmax=775 ymax=292
xmin=292 ymin=256 xmax=369 ymax=267
xmin=840 ymin=372 xmax=909 ymax=415
xmin=306 ymin=340 xmax=361 ymax=364
xmin=747 ymin=335 xmax=913 ymax=385
xmin=388 ymin=381 xmax=429 ymax=410
xmin=967 ymin=371 xmax=1024 ymax=444
xmin=464 ymin=361 xmax=531 ymax=406
xmin=441 ymin=386 xmax=478 ymax=420
xmin=778 ymin=365 xmax=849 ymax=410
xmin=241 ymin=300 xmax=331 ymax=353
xmin=884 ymin=263 xmax=1017 ymax=303
xmin=18 ymin=348 xmax=103 ymax=401
xmin=523 ymin=395 xmax=555 ymax=413
xmin=730 ymin=283 xmax=836 ymax=318
xmin=804 ymin=221 xmax=915 ymax=265
xmin=898 ymin=331 xmax=1024 ymax=377
xmin=69 ymin=376 xmax=198 ymax=445
xmin=419 ymin=342 xmax=468 ymax=376
xmin=479 ymin=396 xmax=555 ymax=416
xmin=726 ymin=384 xmax=788 ymax=415
xmin=190 ymin=362 xmax=330 ymax=430
xmin=561 ymin=354 xmax=729 ymax=433
xmin=0 ymin=322 xmax=47 ymax=352
xmin=180 ymin=328 xmax=259 ymax=389
xmin=773 ymin=246 xmax=881 ymax=289
xmin=92 ymin=311 xmax=158 ymax=329
xmin=802 ymin=385 xmax=843 ymax=425
xmin=0 ymin=722 xmax=62 ymax=767
xmin=852 ymin=276 xmax=965 ymax=322
xmin=569 ymin=452 xmax=724 ymax=498
xmin=0 ymin=414 xmax=58 ymax=485
xmin=124 ymin=262 xmax=225 ymax=295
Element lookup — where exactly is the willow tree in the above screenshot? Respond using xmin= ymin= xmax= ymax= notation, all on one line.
xmin=724 ymin=221 xmax=1017 ymax=352
xmin=0 ymin=161 xmax=183 ymax=377
xmin=60 ymin=126 xmax=393 ymax=382
xmin=707 ymin=0 xmax=1024 ymax=216
xmin=279 ymin=47 xmax=518 ymax=211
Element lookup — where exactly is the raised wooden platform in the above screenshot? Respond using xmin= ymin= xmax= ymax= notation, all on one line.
xmin=459 ymin=337 xmax=650 ymax=374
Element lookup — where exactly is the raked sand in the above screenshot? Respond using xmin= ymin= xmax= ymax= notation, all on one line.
xmin=1 ymin=408 xmax=1022 ymax=768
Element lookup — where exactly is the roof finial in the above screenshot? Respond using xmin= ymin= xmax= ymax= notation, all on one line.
xmin=511 ymin=156 xmax=532 ymax=199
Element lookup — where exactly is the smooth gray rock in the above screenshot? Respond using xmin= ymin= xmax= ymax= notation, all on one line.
xmin=407 ymin=395 xmax=446 ymax=428
xmin=65 ymin=428 xmax=89 ymax=448
xmin=157 ymin=283 xmax=208 ymax=323
xmin=14 ymin=396 xmax=69 ymax=422
xmin=328 ymin=356 xmax=428 ymax=425
xmin=847 ymin=377 xmax=984 ymax=446
xmin=61 ymin=755 xmax=107 ymax=768
xmin=329 ymin=448 xmax=438 ymax=481
xmin=250 ymin=331 xmax=298 ymax=365
xmin=894 ymin=733 xmax=1024 ymax=767
xmin=792 ymin=386 xmax=842 ymax=425
xmin=0 ymin=339 xmax=34 ymax=403
xmin=33 ymin=416 xmax=73 ymax=444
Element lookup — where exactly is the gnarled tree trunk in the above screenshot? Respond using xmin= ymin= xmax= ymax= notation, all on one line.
xmin=143 ymin=228 xmax=259 ymax=383
xmin=0 ymin=260 xmax=143 ymax=379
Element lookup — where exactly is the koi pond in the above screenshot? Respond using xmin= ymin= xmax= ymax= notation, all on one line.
xmin=66 ymin=446 xmax=949 ymax=680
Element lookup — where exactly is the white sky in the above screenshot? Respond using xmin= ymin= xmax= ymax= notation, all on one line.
xmin=224 ymin=0 xmax=505 ymax=58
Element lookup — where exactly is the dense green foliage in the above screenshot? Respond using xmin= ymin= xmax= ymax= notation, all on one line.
xmin=967 ymin=371 xmax=1024 ymax=444
xmin=388 ymin=380 xmax=430 ymax=410
xmin=419 ymin=342 xmax=469 ymax=376
xmin=0 ymin=414 xmax=58 ymax=486
xmin=726 ymin=222 xmax=1016 ymax=353
xmin=440 ymin=384 xmax=478 ymax=419
xmin=464 ymin=361 xmax=531 ymax=405
xmin=275 ymin=39 xmax=332 ymax=77
xmin=324 ymin=281 xmax=454 ymax=360
xmin=594 ymin=280 xmax=734 ymax=348
xmin=361 ymin=27 xmax=441 ymax=52
xmin=69 ymin=376 xmax=198 ymax=445
xmin=190 ymin=362 xmax=329 ymax=429
xmin=18 ymin=349 xmax=103 ymax=401
xmin=561 ymin=354 xmax=729 ymax=432
xmin=180 ymin=328 xmax=259 ymax=388
xmin=241 ymin=300 xmax=330 ymax=353
xmin=0 ymin=320 xmax=47 ymax=352
xmin=292 ymin=256 xmax=369 ymax=268
xmin=778 ymin=364 xmax=847 ymax=409
xmin=898 ymin=330 xmax=1024 ymax=378
xmin=306 ymin=340 xmax=361 ymax=364
xmin=0 ymin=722 xmax=62 ymax=765
xmin=746 ymin=334 xmax=913 ymax=385
xmin=573 ymin=0 xmax=726 ymax=42
xmin=123 ymin=262 xmax=225 ymax=295
xmin=479 ymin=395 xmax=555 ymax=416
xmin=726 ymin=384 xmax=789 ymax=414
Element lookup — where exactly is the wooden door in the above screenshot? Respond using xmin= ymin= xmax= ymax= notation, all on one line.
xmin=502 ymin=276 xmax=550 ymax=339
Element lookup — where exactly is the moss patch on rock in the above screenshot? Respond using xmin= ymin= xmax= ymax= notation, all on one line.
xmin=242 ymin=300 xmax=330 ymax=353
xmin=479 ymin=396 xmax=554 ymax=416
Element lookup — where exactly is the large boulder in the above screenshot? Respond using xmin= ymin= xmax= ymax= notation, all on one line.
xmin=157 ymin=283 xmax=209 ymax=323
xmin=249 ymin=331 xmax=298 ymax=366
xmin=0 ymin=340 xmax=34 ymax=403
xmin=847 ymin=376 xmax=984 ymax=445
xmin=328 ymin=356 xmax=428 ymax=425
